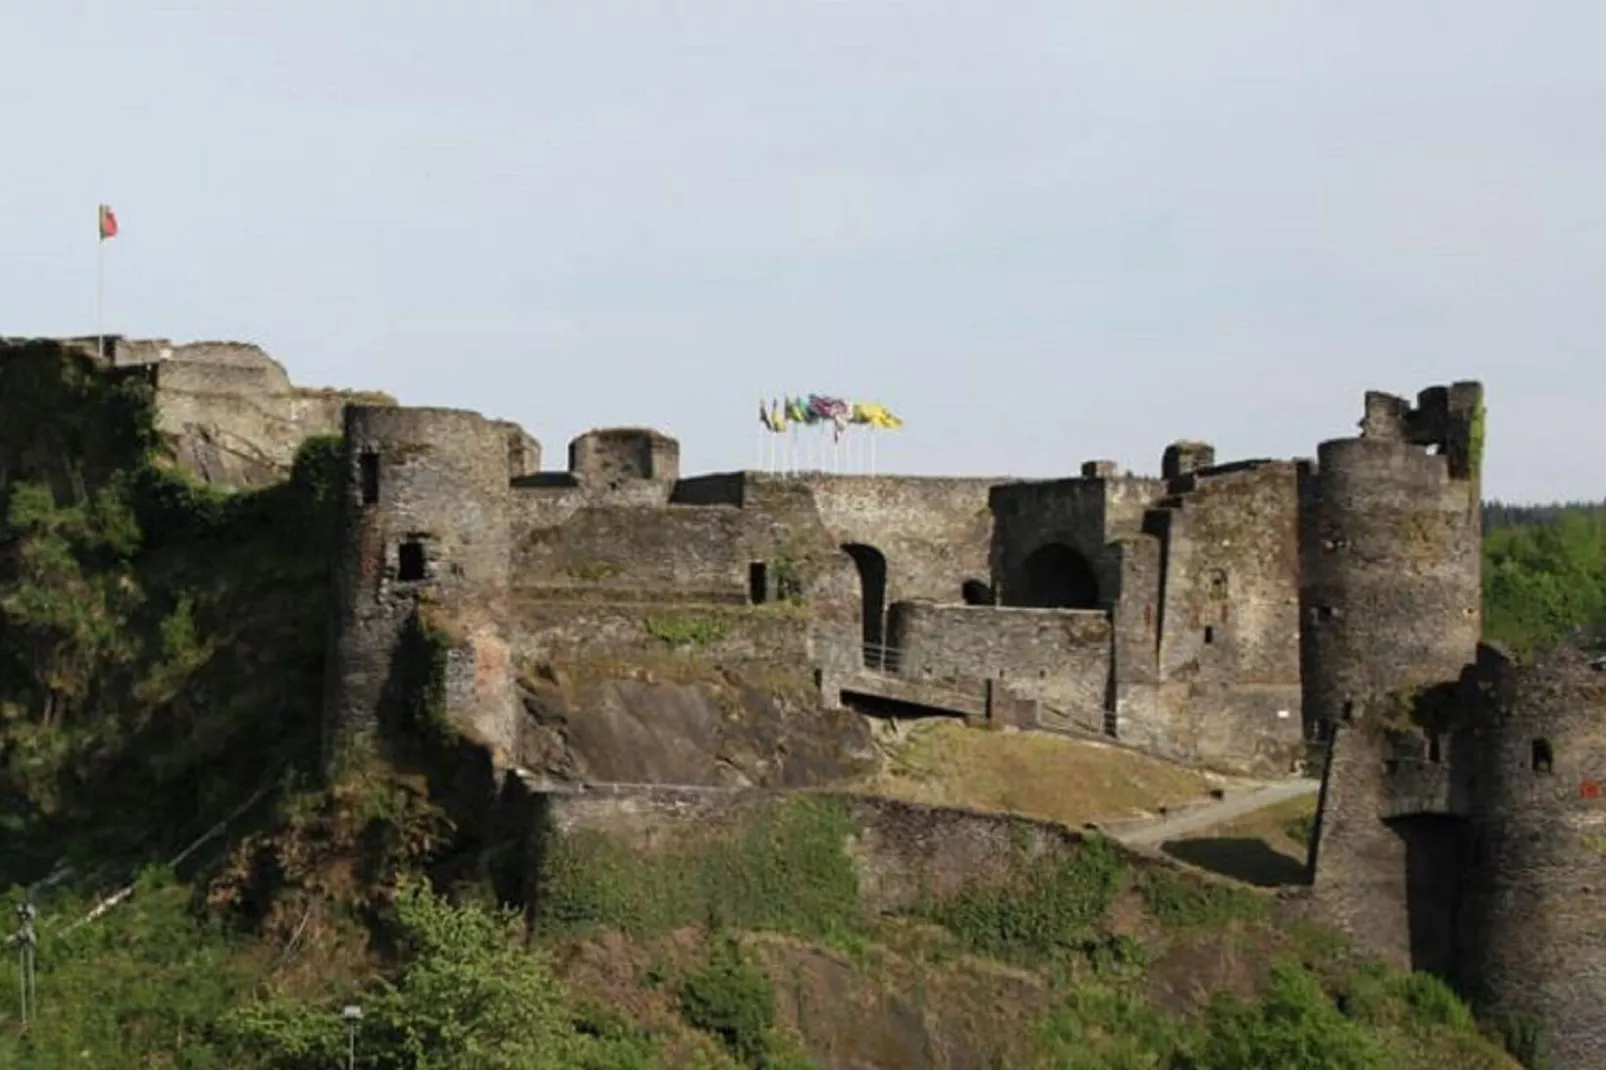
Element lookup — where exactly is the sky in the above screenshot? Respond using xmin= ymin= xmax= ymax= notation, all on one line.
xmin=3 ymin=3 xmax=1602 ymax=502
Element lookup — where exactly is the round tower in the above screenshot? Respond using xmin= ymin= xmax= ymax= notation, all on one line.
xmin=1303 ymin=431 xmax=1482 ymax=734
xmin=323 ymin=405 xmax=514 ymax=774
xmin=1464 ymin=644 xmax=1606 ymax=1067
xmin=1302 ymin=383 xmax=1484 ymax=970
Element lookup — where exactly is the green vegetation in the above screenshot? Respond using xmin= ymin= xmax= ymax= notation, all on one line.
xmin=675 ymin=939 xmax=812 ymax=1069
xmin=538 ymin=797 xmax=1516 ymax=1069
xmin=919 ymin=833 xmax=1126 ymax=964
xmin=568 ymin=560 xmax=620 ymax=583
xmin=0 ymin=343 xmax=339 ymax=881
xmin=644 ymin=615 xmax=733 ymax=648
xmin=537 ymin=796 xmax=860 ymax=942
xmin=1483 ymin=503 xmax=1606 ymax=657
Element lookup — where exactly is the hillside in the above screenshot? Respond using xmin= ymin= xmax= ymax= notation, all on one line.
xmin=0 ymin=342 xmax=1570 ymax=1067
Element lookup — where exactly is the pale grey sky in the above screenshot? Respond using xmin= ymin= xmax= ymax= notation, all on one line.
xmin=4 ymin=3 xmax=1602 ymax=501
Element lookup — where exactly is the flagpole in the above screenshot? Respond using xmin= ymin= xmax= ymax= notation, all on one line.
xmin=96 ymin=231 xmax=106 ymax=362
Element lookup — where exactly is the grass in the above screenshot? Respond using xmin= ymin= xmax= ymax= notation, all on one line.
xmin=857 ymin=720 xmax=1224 ymax=827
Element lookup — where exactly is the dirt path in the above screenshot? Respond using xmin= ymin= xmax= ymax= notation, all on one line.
xmin=1111 ymin=777 xmax=1319 ymax=847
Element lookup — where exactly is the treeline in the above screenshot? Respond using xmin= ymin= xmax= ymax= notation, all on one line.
xmin=1483 ymin=500 xmax=1606 ymax=657
xmin=1483 ymin=499 xmax=1606 ymax=533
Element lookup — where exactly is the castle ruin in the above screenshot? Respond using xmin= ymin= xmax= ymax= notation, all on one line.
xmin=41 ymin=333 xmax=1606 ymax=1063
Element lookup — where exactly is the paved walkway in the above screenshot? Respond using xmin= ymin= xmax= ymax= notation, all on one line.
xmin=1112 ymin=777 xmax=1319 ymax=847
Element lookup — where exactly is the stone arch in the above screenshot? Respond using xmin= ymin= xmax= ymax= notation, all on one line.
xmin=1020 ymin=543 xmax=1100 ymax=609
xmin=842 ymin=543 xmax=888 ymax=668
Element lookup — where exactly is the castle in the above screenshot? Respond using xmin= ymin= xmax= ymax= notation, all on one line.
xmin=40 ymin=336 xmax=1606 ymax=1064
xmin=316 ymin=396 xmax=1315 ymax=779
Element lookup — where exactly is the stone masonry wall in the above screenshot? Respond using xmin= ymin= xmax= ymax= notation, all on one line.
xmin=512 ymin=600 xmax=814 ymax=669
xmin=792 ymin=475 xmax=1000 ymax=604
xmin=515 ymin=504 xmax=759 ymax=603
xmin=323 ymin=406 xmax=515 ymax=769
xmin=1147 ymin=462 xmax=1305 ymax=775
xmin=884 ymin=601 xmax=1111 ymax=732
xmin=1464 ymin=644 xmax=1606 ymax=1069
xmin=989 ymin=473 xmax=1166 ymax=610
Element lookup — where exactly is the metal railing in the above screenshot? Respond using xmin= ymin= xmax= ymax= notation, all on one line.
xmin=853 ymin=641 xmax=992 ymax=712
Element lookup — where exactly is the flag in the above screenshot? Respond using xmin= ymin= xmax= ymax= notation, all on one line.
xmin=98 ymin=204 xmax=118 ymax=241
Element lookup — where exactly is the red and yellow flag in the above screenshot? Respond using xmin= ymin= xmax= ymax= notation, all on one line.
xmin=98 ymin=204 xmax=118 ymax=241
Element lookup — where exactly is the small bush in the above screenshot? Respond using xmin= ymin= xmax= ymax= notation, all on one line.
xmin=677 ymin=939 xmax=778 ymax=1068
xmin=1188 ymin=960 xmax=1390 ymax=1070
xmin=1138 ymin=866 xmax=1268 ymax=929
xmin=923 ymin=833 xmax=1124 ymax=964
xmin=1487 ymin=1008 xmax=1550 ymax=1070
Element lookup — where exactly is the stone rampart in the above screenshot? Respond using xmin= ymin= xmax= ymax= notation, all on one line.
xmin=884 ymin=601 xmax=1110 ymax=732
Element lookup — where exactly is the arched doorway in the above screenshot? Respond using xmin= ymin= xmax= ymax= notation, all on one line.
xmin=842 ymin=543 xmax=888 ymax=668
xmin=1021 ymin=543 xmax=1100 ymax=609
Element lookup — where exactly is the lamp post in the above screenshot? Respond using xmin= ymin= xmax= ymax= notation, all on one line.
xmin=341 ymin=1004 xmax=363 ymax=1069
xmin=14 ymin=902 xmax=36 ymax=1032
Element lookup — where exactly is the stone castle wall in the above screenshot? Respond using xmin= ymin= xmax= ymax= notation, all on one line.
xmin=885 ymin=602 xmax=1111 ymax=732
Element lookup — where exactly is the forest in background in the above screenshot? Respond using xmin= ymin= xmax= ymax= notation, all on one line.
xmin=1482 ymin=499 xmax=1606 ymax=657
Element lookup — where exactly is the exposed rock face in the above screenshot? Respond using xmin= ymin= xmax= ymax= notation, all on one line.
xmin=65 ymin=335 xmax=395 ymax=487
xmin=517 ymin=674 xmax=878 ymax=788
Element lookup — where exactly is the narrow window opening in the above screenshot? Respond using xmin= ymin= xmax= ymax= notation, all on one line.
xmin=1428 ymin=735 xmax=1442 ymax=763
xmin=397 ymin=539 xmax=427 ymax=582
xmin=748 ymin=562 xmax=768 ymax=605
xmin=1532 ymin=738 xmax=1554 ymax=774
xmin=1340 ymin=700 xmax=1356 ymax=722
xmin=1203 ymin=625 xmax=1215 ymax=645
xmin=359 ymin=451 xmax=380 ymax=504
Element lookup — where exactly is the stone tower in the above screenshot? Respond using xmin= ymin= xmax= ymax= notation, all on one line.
xmin=1463 ymin=642 xmax=1606 ymax=1068
xmin=322 ymin=405 xmax=516 ymax=773
xmin=1303 ymin=382 xmax=1484 ymax=967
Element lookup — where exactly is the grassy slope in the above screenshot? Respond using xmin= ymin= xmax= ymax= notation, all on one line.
xmin=537 ymin=794 xmax=1519 ymax=1069
xmin=855 ymin=719 xmax=1235 ymax=827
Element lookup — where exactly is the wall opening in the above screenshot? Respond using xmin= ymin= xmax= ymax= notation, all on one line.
xmin=961 ymin=579 xmax=993 ymax=606
xmin=748 ymin=562 xmax=768 ymax=605
xmin=1203 ymin=625 xmax=1215 ymax=645
xmin=1428 ymin=734 xmax=1442 ymax=763
xmin=359 ymin=451 xmax=380 ymax=504
xmin=1020 ymin=543 xmax=1100 ymax=609
xmin=1532 ymin=738 xmax=1554 ymax=773
xmin=397 ymin=539 xmax=427 ymax=582
xmin=842 ymin=543 xmax=889 ymax=668
xmin=1386 ymin=813 xmax=1472 ymax=981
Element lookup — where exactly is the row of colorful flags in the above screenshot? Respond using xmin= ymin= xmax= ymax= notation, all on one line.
xmin=758 ymin=395 xmax=903 ymax=438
